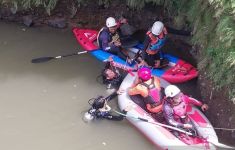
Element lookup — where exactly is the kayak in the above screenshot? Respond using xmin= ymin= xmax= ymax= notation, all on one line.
xmin=72 ymin=28 xmax=198 ymax=83
xmin=118 ymin=73 xmax=218 ymax=149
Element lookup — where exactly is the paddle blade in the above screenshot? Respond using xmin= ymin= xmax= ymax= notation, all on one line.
xmin=31 ymin=57 xmax=55 ymax=63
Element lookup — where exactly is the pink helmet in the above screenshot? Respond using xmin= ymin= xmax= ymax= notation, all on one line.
xmin=138 ymin=67 xmax=151 ymax=81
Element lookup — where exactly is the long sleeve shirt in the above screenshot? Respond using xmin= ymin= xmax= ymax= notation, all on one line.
xmin=163 ymin=95 xmax=203 ymax=128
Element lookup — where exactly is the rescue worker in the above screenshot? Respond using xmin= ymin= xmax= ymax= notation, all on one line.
xmin=97 ymin=17 xmax=130 ymax=62
xmin=163 ymin=85 xmax=209 ymax=129
xmin=101 ymin=56 xmax=123 ymax=89
xmin=141 ymin=21 xmax=168 ymax=68
xmin=85 ymin=89 xmax=130 ymax=121
xmin=128 ymin=67 xmax=164 ymax=121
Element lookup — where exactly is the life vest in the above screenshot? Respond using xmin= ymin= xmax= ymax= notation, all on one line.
xmin=97 ymin=27 xmax=105 ymax=48
xmin=141 ymin=77 xmax=161 ymax=105
xmin=97 ymin=27 xmax=120 ymax=49
xmin=172 ymin=96 xmax=187 ymax=120
xmin=146 ymin=28 xmax=167 ymax=51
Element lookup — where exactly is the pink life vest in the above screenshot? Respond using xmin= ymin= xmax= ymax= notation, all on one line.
xmin=141 ymin=77 xmax=161 ymax=105
xmin=172 ymin=95 xmax=187 ymax=120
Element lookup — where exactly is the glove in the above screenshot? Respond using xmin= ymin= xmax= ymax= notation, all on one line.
xmin=183 ymin=123 xmax=193 ymax=129
xmin=201 ymin=104 xmax=209 ymax=111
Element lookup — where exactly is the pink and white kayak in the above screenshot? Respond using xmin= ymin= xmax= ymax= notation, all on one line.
xmin=72 ymin=28 xmax=198 ymax=83
xmin=118 ymin=73 xmax=219 ymax=149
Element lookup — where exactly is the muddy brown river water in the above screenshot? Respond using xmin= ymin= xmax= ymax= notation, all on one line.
xmin=0 ymin=22 xmax=155 ymax=150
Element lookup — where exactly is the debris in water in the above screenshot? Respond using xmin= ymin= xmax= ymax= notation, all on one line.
xmin=102 ymin=142 xmax=106 ymax=146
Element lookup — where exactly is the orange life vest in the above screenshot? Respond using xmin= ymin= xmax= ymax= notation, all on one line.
xmin=146 ymin=27 xmax=167 ymax=53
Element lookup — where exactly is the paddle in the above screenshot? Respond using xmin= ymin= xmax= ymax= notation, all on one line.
xmin=114 ymin=110 xmax=235 ymax=149
xmin=31 ymin=37 xmax=139 ymax=64
xmin=31 ymin=51 xmax=89 ymax=63
xmin=113 ymin=110 xmax=194 ymax=136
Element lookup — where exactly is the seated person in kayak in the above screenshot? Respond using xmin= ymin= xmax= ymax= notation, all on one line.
xmin=97 ymin=17 xmax=132 ymax=63
xmin=102 ymin=56 xmax=123 ymax=89
xmin=85 ymin=89 xmax=130 ymax=121
xmin=140 ymin=21 xmax=168 ymax=68
xmin=128 ymin=67 xmax=164 ymax=121
xmin=163 ymin=85 xmax=209 ymax=130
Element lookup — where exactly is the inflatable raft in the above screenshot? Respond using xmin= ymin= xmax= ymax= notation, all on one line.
xmin=73 ymin=28 xmax=198 ymax=83
xmin=118 ymin=73 xmax=218 ymax=149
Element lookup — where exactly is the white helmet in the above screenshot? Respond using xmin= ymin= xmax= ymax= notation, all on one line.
xmin=151 ymin=21 xmax=164 ymax=35
xmin=106 ymin=17 xmax=117 ymax=28
xmin=165 ymin=85 xmax=181 ymax=98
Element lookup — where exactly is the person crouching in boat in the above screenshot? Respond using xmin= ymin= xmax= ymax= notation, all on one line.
xmin=97 ymin=17 xmax=131 ymax=63
xmin=128 ymin=67 xmax=164 ymax=122
xmin=102 ymin=56 xmax=123 ymax=89
xmin=163 ymin=85 xmax=209 ymax=130
xmin=140 ymin=21 xmax=169 ymax=68
xmin=84 ymin=89 xmax=130 ymax=122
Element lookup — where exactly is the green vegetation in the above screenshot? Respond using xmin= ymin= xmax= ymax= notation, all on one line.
xmin=184 ymin=0 xmax=235 ymax=100
xmin=0 ymin=0 xmax=59 ymax=15
xmin=1 ymin=0 xmax=234 ymax=100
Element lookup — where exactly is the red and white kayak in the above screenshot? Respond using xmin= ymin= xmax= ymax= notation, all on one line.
xmin=72 ymin=28 xmax=198 ymax=83
xmin=118 ymin=73 xmax=219 ymax=149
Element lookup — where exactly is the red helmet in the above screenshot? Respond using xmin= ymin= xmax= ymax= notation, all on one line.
xmin=138 ymin=67 xmax=151 ymax=81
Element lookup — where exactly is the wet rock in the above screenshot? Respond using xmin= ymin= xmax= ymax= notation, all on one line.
xmin=23 ymin=15 xmax=33 ymax=27
xmin=0 ymin=8 xmax=12 ymax=18
xmin=48 ymin=17 xmax=67 ymax=29
xmin=0 ymin=7 xmax=19 ymax=21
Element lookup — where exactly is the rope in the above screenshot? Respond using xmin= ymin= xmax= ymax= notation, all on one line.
xmin=212 ymin=127 xmax=235 ymax=131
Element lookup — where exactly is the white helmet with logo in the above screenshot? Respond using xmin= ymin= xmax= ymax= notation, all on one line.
xmin=165 ymin=85 xmax=181 ymax=98
xmin=106 ymin=17 xmax=117 ymax=28
xmin=151 ymin=21 xmax=164 ymax=35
